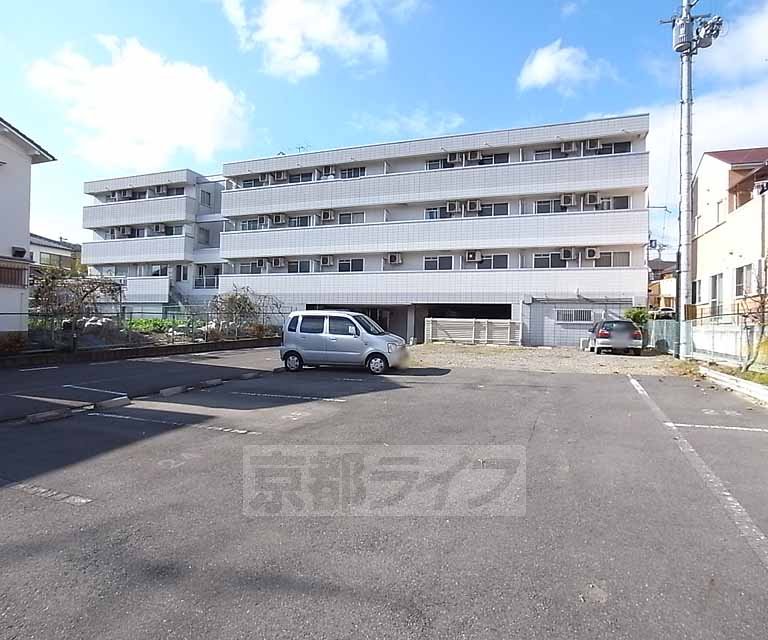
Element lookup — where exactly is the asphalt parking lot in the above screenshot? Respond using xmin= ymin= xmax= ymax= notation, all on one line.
xmin=2 ymin=359 xmax=768 ymax=638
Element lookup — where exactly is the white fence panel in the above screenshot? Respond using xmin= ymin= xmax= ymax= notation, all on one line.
xmin=424 ymin=318 xmax=521 ymax=345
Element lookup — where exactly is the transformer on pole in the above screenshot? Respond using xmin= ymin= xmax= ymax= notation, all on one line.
xmin=663 ymin=0 xmax=723 ymax=358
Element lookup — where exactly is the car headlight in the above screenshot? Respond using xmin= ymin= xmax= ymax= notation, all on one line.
xmin=387 ymin=342 xmax=398 ymax=353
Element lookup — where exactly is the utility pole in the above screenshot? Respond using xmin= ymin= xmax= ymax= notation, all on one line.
xmin=663 ymin=0 xmax=723 ymax=358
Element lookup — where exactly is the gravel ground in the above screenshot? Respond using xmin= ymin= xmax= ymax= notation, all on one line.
xmin=408 ymin=342 xmax=691 ymax=376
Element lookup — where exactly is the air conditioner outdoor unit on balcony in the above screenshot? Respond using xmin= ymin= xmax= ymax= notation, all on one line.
xmin=272 ymin=170 xmax=288 ymax=181
xmin=465 ymin=150 xmax=482 ymax=161
xmin=560 ymin=247 xmax=577 ymax=261
xmin=258 ymin=173 xmax=269 ymax=182
xmin=561 ymin=141 xmax=577 ymax=154
xmin=321 ymin=209 xmax=335 ymax=221
xmin=387 ymin=253 xmax=403 ymax=265
xmin=271 ymin=257 xmax=285 ymax=268
xmin=153 ymin=224 xmax=164 ymax=233
xmin=466 ymin=200 xmax=481 ymax=213
xmin=585 ymin=192 xmax=600 ymax=206
xmin=446 ymin=201 xmax=462 ymax=214
xmin=465 ymin=250 xmax=482 ymax=262
xmin=586 ymin=138 xmax=601 ymax=151
xmin=257 ymin=215 xmax=269 ymax=225
xmin=585 ymin=247 xmax=600 ymax=260
xmin=272 ymin=214 xmax=287 ymax=224
xmin=560 ymin=193 xmax=576 ymax=208
xmin=447 ymin=152 xmax=463 ymax=164
xmin=321 ymin=255 xmax=334 ymax=267
xmin=256 ymin=258 xmax=266 ymax=269
xmin=155 ymin=185 xmax=167 ymax=195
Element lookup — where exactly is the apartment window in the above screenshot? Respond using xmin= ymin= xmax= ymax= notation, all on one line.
xmin=200 ymin=190 xmax=212 ymax=207
xmin=710 ymin=273 xmax=723 ymax=316
xmin=597 ymin=141 xmax=632 ymax=155
xmin=338 ymin=258 xmax=364 ymax=272
xmin=242 ymin=178 xmax=266 ymax=188
xmin=240 ymin=219 xmax=269 ymax=231
xmin=300 ymin=316 xmax=325 ymax=333
xmin=338 ymin=212 xmax=364 ymax=225
xmin=175 ymin=265 xmax=188 ymax=281
xmin=239 ymin=262 xmax=261 ymax=275
xmin=424 ymin=207 xmax=450 ymax=220
xmin=168 ymin=187 xmax=185 ymax=196
xmin=151 ymin=265 xmax=168 ymax=277
xmin=478 ymin=203 xmax=509 ymax=217
xmin=329 ymin=316 xmax=357 ymax=336
xmin=165 ymin=225 xmax=183 ymax=236
xmin=477 ymin=254 xmax=509 ymax=270
xmin=425 ymin=159 xmax=453 ymax=170
xmin=39 ymin=253 xmax=73 ymax=269
xmin=197 ymin=228 xmax=211 ymax=245
xmin=736 ymin=264 xmax=752 ymax=297
xmin=0 ymin=266 xmax=26 ymax=288
xmin=556 ymin=309 xmax=594 ymax=323
xmin=535 ymin=200 xmax=565 ymax=214
xmin=288 ymin=216 xmax=310 ymax=228
xmin=131 ymin=190 xmax=147 ymax=200
xmin=288 ymin=259 xmax=311 ymax=273
xmin=339 ymin=167 xmax=366 ymax=179
xmin=534 ymin=253 xmax=567 ymax=269
xmin=692 ymin=279 xmax=701 ymax=304
xmin=133 ymin=228 xmax=146 ymax=238
xmin=612 ymin=195 xmax=630 ymax=210
xmin=479 ymin=153 xmax=510 ymax=165
xmin=594 ymin=251 xmax=631 ymax=267
xmin=115 ymin=265 xmax=129 ymax=277
xmin=288 ymin=172 xmax=313 ymax=183
xmin=424 ymin=256 xmax=454 ymax=271
xmin=533 ymin=148 xmax=567 ymax=161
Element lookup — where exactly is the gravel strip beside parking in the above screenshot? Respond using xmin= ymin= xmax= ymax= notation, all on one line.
xmin=408 ymin=343 xmax=690 ymax=376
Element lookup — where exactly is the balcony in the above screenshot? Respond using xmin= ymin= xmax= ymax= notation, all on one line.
xmin=221 ymin=153 xmax=648 ymax=217
xmin=83 ymin=196 xmax=197 ymax=229
xmin=218 ymin=267 xmax=648 ymax=307
xmin=81 ymin=235 xmax=194 ymax=265
xmin=194 ymin=275 xmax=220 ymax=289
xmin=110 ymin=276 xmax=170 ymax=303
xmin=220 ymin=209 xmax=647 ymax=259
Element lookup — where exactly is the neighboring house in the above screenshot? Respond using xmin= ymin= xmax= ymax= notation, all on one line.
xmin=80 ymin=170 xmax=224 ymax=314
xmin=648 ymin=259 xmax=677 ymax=310
xmin=691 ymin=148 xmax=768 ymax=320
xmin=0 ymin=116 xmax=55 ymax=336
xmin=29 ymin=233 xmax=81 ymax=273
xmin=81 ymin=114 xmax=650 ymax=345
xmin=648 ymin=258 xmax=676 ymax=282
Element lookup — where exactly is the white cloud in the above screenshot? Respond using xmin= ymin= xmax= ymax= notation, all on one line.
xmin=27 ymin=36 xmax=251 ymax=172
xmin=699 ymin=1 xmax=768 ymax=81
xmin=221 ymin=0 xmax=419 ymax=81
xmin=350 ymin=108 xmax=464 ymax=139
xmin=517 ymin=39 xmax=610 ymax=95
xmin=561 ymin=2 xmax=579 ymax=17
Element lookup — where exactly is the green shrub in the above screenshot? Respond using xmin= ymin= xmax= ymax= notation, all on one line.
xmin=126 ymin=318 xmax=183 ymax=334
xmin=624 ymin=307 xmax=648 ymax=326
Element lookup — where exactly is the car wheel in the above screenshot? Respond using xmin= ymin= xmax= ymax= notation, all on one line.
xmin=633 ymin=348 xmax=642 ymax=356
xmin=284 ymin=352 xmax=303 ymax=372
xmin=595 ymin=347 xmax=603 ymax=355
xmin=366 ymin=353 xmax=388 ymax=375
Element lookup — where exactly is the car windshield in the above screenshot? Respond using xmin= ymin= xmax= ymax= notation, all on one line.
xmin=352 ymin=314 xmax=386 ymax=336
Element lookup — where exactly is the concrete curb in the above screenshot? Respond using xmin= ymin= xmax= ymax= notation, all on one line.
xmin=94 ymin=396 xmax=131 ymax=409
xmin=699 ymin=366 xmax=768 ymax=404
xmin=159 ymin=385 xmax=188 ymax=397
xmin=26 ymin=408 xmax=73 ymax=424
xmin=201 ymin=378 xmax=223 ymax=388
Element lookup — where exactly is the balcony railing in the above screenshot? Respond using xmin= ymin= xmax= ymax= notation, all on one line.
xmin=194 ymin=276 xmax=219 ymax=289
xmin=220 ymin=209 xmax=648 ymax=259
xmin=83 ymin=195 xmax=197 ymax=229
xmin=221 ymin=152 xmax=648 ymax=217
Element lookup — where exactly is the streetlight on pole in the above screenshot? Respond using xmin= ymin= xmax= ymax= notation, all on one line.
xmin=663 ymin=0 xmax=723 ymax=358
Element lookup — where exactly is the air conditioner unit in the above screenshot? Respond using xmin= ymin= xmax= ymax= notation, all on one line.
xmin=272 ymin=170 xmax=287 ymax=181
xmin=560 ymin=247 xmax=577 ymax=261
xmin=155 ymin=185 xmax=168 ymax=195
xmin=271 ymin=257 xmax=285 ymax=268
xmin=447 ymin=152 xmax=463 ymax=164
xmin=256 ymin=258 xmax=266 ymax=268
xmin=585 ymin=247 xmax=599 ymax=260
xmin=586 ymin=138 xmax=601 ymax=151
xmin=272 ymin=214 xmax=286 ymax=224
xmin=561 ymin=141 xmax=577 ymax=154
xmin=11 ymin=246 xmax=26 ymax=259
xmin=257 ymin=215 xmax=269 ymax=225
xmin=387 ymin=253 xmax=403 ymax=265
xmin=258 ymin=172 xmax=269 ymax=182
xmin=446 ymin=200 xmax=462 ymax=214
xmin=465 ymin=250 xmax=482 ymax=262
xmin=107 ymin=191 xmax=118 ymax=202
xmin=119 ymin=226 xmax=132 ymax=235
xmin=465 ymin=150 xmax=482 ymax=161
xmin=321 ymin=209 xmax=335 ymax=221
xmin=320 ymin=255 xmax=334 ymax=267
xmin=466 ymin=200 xmax=481 ymax=213
xmin=585 ymin=192 xmax=600 ymax=206
xmin=153 ymin=224 xmax=165 ymax=233
xmin=560 ymin=193 xmax=576 ymax=208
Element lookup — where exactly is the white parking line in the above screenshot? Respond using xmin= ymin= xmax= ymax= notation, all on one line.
xmin=628 ymin=375 xmax=768 ymax=570
xmin=670 ymin=422 xmax=768 ymax=435
xmin=63 ymin=384 xmax=124 ymax=395
xmin=228 ymin=391 xmax=347 ymax=403
xmin=19 ymin=366 xmax=58 ymax=372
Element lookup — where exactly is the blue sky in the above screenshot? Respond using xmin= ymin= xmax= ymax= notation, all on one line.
xmin=1 ymin=0 xmax=764 ymax=256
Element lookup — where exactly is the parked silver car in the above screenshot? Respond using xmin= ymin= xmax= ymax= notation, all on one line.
xmin=587 ymin=319 xmax=643 ymax=355
xmin=280 ymin=310 xmax=408 ymax=374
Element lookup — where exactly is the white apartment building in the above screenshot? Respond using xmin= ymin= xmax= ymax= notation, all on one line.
xmin=218 ymin=114 xmax=649 ymax=345
xmin=0 ymin=116 xmax=55 ymax=336
xmin=81 ymin=169 xmax=224 ymax=313
xmin=80 ymin=114 xmax=649 ymax=345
